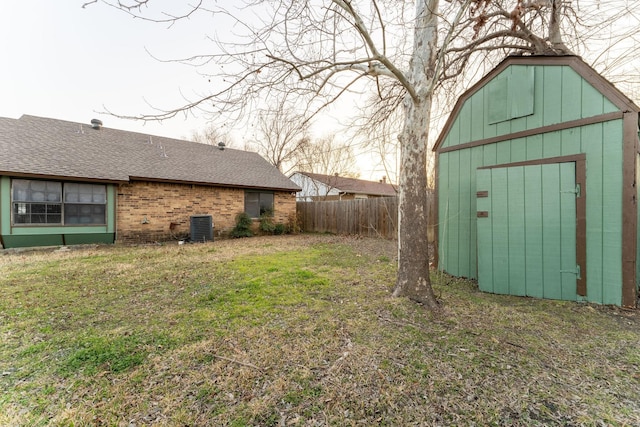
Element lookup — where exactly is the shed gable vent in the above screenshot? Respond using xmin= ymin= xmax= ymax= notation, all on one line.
xmin=190 ymin=215 xmax=213 ymax=242
xmin=488 ymin=65 xmax=535 ymax=124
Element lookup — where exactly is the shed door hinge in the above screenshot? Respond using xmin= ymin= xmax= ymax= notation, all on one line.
xmin=561 ymin=184 xmax=580 ymax=197
xmin=561 ymin=264 xmax=581 ymax=279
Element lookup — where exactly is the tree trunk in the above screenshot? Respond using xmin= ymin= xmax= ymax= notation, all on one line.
xmin=392 ymin=0 xmax=440 ymax=310
xmin=393 ymin=98 xmax=439 ymax=309
xmin=548 ymin=0 xmax=570 ymax=54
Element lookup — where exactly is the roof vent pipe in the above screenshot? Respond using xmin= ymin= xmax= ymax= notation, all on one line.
xmin=218 ymin=142 xmax=225 ymax=150
xmin=90 ymin=119 xmax=103 ymax=130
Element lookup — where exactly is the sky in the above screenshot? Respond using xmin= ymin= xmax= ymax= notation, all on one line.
xmin=1 ymin=1 xmax=636 ymax=182
xmin=0 ymin=0 xmax=390 ymax=179
xmin=0 ymin=1 xmax=220 ymax=140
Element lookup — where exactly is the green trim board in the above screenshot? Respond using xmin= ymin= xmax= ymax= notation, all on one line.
xmin=0 ymin=176 xmax=10 ymax=236
xmin=2 ymin=233 xmax=115 ymax=248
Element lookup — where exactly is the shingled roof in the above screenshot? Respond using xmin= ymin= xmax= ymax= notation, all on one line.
xmin=294 ymin=171 xmax=397 ymax=196
xmin=0 ymin=115 xmax=300 ymax=191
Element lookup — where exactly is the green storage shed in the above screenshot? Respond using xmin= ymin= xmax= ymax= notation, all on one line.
xmin=434 ymin=55 xmax=640 ymax=307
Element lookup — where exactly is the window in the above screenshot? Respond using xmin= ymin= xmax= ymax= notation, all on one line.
xmin=64 ymin=183 xmax=107 ymax=224
xmin=245 ymin=191 xmax=274 ymax=218
xmin=12 ymin=180 xmax=62 ymax=224
xmin=12 ymin=179 xmax=106 ymax=225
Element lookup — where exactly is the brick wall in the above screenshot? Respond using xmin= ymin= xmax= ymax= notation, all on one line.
xmin=116 ymin=181 xmax=296 ymax=243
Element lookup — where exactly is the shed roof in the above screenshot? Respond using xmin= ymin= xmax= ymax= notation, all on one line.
xmin=293 ymin=171 xmax=397 ymax=196
xmin=0 ymin=115 xmax=300 ymax=191
xmin=433 ymin=55 xmax=640 ymax=151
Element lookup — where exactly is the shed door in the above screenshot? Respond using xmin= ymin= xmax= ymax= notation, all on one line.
xmin=476 ymin=162 xmax=579 ymax=300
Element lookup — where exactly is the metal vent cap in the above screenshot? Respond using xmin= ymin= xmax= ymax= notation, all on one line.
xmin=90 ymin=119 xmax=103 ymax=130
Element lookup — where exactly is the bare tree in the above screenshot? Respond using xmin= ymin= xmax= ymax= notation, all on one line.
xmin=98 ymin=0 xmax=639 ymax=309
xmin=247 ymin=102 xmax=311 ymax=175
xmin=357 ymin=0 xmax=639 ymax=198
xmin=294 ymin=134 xmax=360 ymax=200
xmin=296 ymin=134 xmax=358 ymax=177
xmin=189 ymin=123 xmax=235 ymax=147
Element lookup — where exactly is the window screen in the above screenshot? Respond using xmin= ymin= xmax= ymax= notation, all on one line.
xmin=11 ymin=179 xmax=106 ymax=225
xmin=245 ymin=191 xmax=274 ymax=218
xmin=64 ymin=183 xmax=107 ymax=224
xmin=12 ymin=180 xmax=62 ymax=224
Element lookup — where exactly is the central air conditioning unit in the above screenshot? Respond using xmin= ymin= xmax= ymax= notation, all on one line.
xmin=190 ymin=215 xmax=213 ymax=242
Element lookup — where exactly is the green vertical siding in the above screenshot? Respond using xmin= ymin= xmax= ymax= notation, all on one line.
xmin=525 ymin=134 xmax=543 ymax=159
xmin=561 ymin=128 xmax=581 ymax=155
xmin=491 ymin=167 xmax=510 ymax=294
xmin=477 ymin=163 xmax=577 ymax=299
xmin=510 ymin=137 xmax=527 ymax=162
xmin=561 ymin=68 xmax=582 ymax=122
xmin=439 ymin=65 xmax=619 ymax=150
xmin=476 ymin=171 xmax=493 ymax=287
xmin=470 ymin=91 xmax=485 ymax=138
xmin=495 ymin=141 xmax=511 ymax=164
xmin=469 ymin=145 xmax=484 ymax=277
xmin=541 ymin=164 xmax=562 ymax=300
xmin=439 ymin=120 xmax=624 ymax=304
xmin=542 ymin=131 xmax=562 ymax=158
xmin=542 ymin=67 xmax=563 ymax=126
xmin=524 ymin=165 xmax=544 ymax=298
xmin=459 ymin=102 xmax=472 ymax=144
xmin=507 ymin=167 xmax=526 ymax=295
xmin=458 ymin=149 xmax=472 ymax=277
xmin=438 ymin=152 xmax=449 ymax=270
xmin=447 ymin=151 xmax=460 ymax=274
xmin=581 ymin=123 xmax=604 ymax=303
xmin=438 ymin=62 xmax=628 ymax=305
xmin=601 ymin=120 xmax=623 ymax=304
xmin=559 ymin=163 xmax=578 ymax=300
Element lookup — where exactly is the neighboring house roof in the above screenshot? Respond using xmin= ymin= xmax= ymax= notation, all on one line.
xmin=0 ymin=115 xmax=300 ymax=191
xmin=292 ymin=171 xmax=397 ymax=196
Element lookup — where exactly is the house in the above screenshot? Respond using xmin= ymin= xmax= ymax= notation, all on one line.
xmin=0 ymin=115 xmax=300 ymax=248
xmin=290 ymin=171 xmax=397 ymax=202
xmin=434 ymin=55 xmax=640 ymax=308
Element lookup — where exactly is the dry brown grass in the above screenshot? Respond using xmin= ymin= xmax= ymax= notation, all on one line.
xmin=1 ymin=234 xmax=639 ymax=426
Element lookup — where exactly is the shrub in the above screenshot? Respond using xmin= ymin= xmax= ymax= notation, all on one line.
xmin=288 ymin=212 xmax=301 ymax=234
xmin=274 ymin=223 xmax=287 ymax=235
xmin=259 ymin=211 xmax=276 ymax=234
xmin=231 ymin=212 xmax=253 ymax=238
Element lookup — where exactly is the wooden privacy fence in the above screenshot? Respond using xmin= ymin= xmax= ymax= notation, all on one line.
xmin=297 ymin=197 xmax=398 ymax=238
xmin=296 ymin=195 xmax=435 ymax=241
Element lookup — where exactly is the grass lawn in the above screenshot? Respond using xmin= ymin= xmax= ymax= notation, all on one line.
xmin=1 ymin=234 xmax=639 ymax=426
